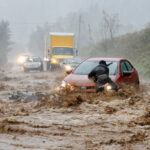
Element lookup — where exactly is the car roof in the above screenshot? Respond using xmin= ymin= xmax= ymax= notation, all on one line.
xmin=86 ymin=57 xmax=124 ymax=62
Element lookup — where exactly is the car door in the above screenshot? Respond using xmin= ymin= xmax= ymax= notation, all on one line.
xmin=124 ymin=60 xmax=138 ymax=83
xmin=120 ymin=60 xmax=134 ymax=83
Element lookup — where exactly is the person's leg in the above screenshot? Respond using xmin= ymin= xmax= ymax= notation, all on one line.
xmin=107 ymin=78 xmax=119 ymax=90
xmin=96 ymin=81 xmax=105 ymax=92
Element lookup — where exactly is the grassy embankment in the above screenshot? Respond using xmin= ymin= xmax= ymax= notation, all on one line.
xmin=80 ymin=27 xmax=150 ymax=80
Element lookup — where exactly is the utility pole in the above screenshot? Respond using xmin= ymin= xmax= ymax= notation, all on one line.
xmin=43 ymin=34 xmax=49 ymax=71
xmin=88 ymin=24 xmax=93 ymax=44
xmin=77 ymin=15 xmax=82 ymax=51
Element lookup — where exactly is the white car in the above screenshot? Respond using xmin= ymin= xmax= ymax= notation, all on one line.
xmin=23 ymin=57 xmax=43 ymax=72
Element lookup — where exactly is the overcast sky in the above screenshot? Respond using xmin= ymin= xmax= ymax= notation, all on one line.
xmin=0 ymin=0 xmax=150 ymax=42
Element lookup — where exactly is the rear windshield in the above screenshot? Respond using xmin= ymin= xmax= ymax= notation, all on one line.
xmin=33 ymin=57 xmax=41 ymax=62
xmin=73 ymin=61 xmax=118 ymax=75
xmin=63 ymin=58 xmax=81 ymax=64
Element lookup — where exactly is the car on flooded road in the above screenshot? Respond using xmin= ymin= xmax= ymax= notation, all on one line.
xmin=23 ymin=57 xmax=43 ymax=73
xmin=61 ymin=58 xmax=140 ymax=92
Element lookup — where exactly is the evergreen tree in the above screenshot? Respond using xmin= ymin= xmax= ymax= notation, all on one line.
xmin=0 ymin=21 xmax=12 ymax=66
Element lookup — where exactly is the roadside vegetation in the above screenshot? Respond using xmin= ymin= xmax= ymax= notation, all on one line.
xmin=28 ymin=5 xmax=133 ymax=57
xmin=80 ymin=27 xmax=150 ymax=79
xmin=0 ymin=4 xmax=149 ymax=79
xmin=0 ymin=21 xmax=12 ymax=67
xmin=27 ymin=5 xmax=150 ymax=79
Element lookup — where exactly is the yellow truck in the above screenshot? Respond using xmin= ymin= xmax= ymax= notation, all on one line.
xmin=45 ymin=32 xmax=75 ymax=70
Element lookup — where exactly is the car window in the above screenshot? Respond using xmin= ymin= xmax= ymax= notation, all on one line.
xmin=121 ymin=61 xmax=128 ymax=74
xmin=73 ymin=61 xmax=118 ymax=75
xmin=33 ymin=57 xmax=41 ymax=62
xmin=73 ymin=61 xmax=99 ymax=75
xmin=125 ymin=61 xmax=133 ymax=72
xmin=107 ymin=62 xmax=118 ymax=75
xmin=26 ymin=58 xmax=33 ymax=62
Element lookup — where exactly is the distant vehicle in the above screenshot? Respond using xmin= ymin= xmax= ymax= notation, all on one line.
xmin=44 ymin=32 xmax=77 ymax=70
xmin=23 ymin=57 xmax=43 ymax=72
xmin=62 ymin=57 xmax=82 ymax=72
xmin=61 ymin=58 xmax=140 ymax=92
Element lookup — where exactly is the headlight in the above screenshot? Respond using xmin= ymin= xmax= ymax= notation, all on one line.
xmin=17 ymin=56 xmax=26 ymax=64
xmin=61 ymin=81 xmax=67 ymax=88
xmin=106 ymin=85 xmax=112 ymax=91
xmin=59 ymin=81 xmax=74 ymax=91
xmin=51 ymin=58 xmax=57 ymax=64
xmin=44 ymin=57 xmax=49 ymax=61
xmin=64 ymin=65 xmax=72 ymax=71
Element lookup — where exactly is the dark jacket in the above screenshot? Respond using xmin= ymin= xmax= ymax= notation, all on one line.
xmin=88 ymin=64 xmax=109 ymax=82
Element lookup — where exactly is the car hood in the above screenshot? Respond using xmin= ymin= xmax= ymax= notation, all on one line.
xmin=64 ymin=74 xmax=117 ymax=87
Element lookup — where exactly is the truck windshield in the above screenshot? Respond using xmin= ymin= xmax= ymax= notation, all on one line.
xmin=53 ymin=47 xmax=73 ymax=55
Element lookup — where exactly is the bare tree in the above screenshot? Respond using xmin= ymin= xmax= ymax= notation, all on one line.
xmin=100 ymin=11 xmax=120 ymax=50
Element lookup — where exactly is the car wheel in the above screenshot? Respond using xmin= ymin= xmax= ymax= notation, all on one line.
xmin=50 ymin=64 xmax=55 ymax=71
xmin=136 ymin=81 xmax=140 ymax=90
xmin=39 ymin=66 xmax=43 ymax=72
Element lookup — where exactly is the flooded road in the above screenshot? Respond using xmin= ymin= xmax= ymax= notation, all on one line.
xmin=0 ymin=69 xmax=150 ymax=150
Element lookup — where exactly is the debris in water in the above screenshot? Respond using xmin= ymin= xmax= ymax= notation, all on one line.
xmin=128 ymin=95 xmax=141 ymax=105
xmin=9 ymin=91 xmax=46 ymax=101
xmin=104 ymin=105 xmax=117 ymax=114
xmin=0 ymin=83 xmax=4 ymax=90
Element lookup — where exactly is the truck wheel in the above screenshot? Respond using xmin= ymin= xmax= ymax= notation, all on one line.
xmin=50 ymin=64 xmax=54 ymax=71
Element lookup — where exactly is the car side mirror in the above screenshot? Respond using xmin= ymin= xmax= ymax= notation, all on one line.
xmin=66 ymin=69 xmax=72 ymax=75
xmin=123 ymin=71 xmax=132 ymax=77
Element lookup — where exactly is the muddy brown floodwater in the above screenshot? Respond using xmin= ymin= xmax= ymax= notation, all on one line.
xmin=0 ymin=69 xmax=150 ymax=150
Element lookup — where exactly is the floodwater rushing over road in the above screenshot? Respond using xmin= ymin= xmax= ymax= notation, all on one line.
xmin=0 ymin=69 xmax=150 ymax=150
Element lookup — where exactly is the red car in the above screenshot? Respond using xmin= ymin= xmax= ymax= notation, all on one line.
xmin=62 ymin=58 xmax=139 ymax=92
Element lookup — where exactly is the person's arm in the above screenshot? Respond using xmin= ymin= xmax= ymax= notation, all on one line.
xmin=104 ymin=65 xmax=109 ymax=76
xmin=88 ymin=65 xmax=99 ymax=80
xmin=88 ymin=70 xmax=95 ymax=79
xmin=107 ymin=68 xmax=109 ymax=76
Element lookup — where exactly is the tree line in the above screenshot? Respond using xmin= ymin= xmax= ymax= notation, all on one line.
xmin=0 ymin=21 xmax=12 ymax=67
xmin=28 ymin=7 xmax=122 ymax=57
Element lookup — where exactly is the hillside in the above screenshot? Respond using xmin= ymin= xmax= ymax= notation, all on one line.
xmin=80 ymin=27 xmax=150 ymax=79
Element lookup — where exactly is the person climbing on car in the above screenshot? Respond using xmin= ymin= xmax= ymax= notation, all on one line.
xmin=88 ymin=60 xmax=118 ymax=92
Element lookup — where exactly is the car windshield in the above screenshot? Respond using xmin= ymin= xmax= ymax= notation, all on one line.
xmin=27 ymin=57 xmax=41 ymax=62
xmin=53 ymin=47 xmax=73 ymax=55
xmin=33 ymin=57 xmax=41 ymax=62
xmin=73 ymin=61 xmax=118 ymax=75
xmin=64 ymin=58 xmax=81 ymax=64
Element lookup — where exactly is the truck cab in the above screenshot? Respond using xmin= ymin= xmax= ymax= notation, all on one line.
xmin=45 ymin=32 xmax=75 ymax=70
